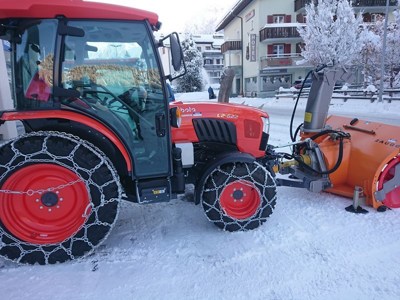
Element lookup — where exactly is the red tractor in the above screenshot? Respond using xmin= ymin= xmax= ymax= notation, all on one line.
xmin=1 ymin=0 xmax=400 ymax=266
xmin=0 ymin=0 xmax=276 ymax=264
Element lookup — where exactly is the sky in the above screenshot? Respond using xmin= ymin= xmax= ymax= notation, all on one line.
xmin=86 ymin=0 xmax=238 ymax=33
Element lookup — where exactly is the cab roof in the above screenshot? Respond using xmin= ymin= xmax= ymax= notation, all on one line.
xmin=0 ymin=0 xmax=159 ymax=27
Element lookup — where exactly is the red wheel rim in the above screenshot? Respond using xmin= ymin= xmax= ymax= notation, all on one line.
xmin=219 ymin=180 xmax=261 ymax=220
xmin=0 ymin=164 xmax=90 ymax=244
xmin=378 ymin=156 xmax=400 ymax=208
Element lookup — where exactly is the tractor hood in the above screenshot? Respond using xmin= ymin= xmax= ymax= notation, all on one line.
xmin=171 ymin=101 xmax=270 ymax=158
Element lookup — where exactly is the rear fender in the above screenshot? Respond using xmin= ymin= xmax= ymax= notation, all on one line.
xmin=0 ymin=110 xmax=132 ymax=172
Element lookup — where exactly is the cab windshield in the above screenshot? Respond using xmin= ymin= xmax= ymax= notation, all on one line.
xmin=11 ymin=19 xmax=170 ymax=177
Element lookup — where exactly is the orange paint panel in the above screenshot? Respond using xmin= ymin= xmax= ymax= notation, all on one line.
xmin=319 ymin=115 xmax=400 ymax=208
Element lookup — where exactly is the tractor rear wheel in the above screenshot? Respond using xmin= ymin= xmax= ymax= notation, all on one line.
xmin=201 ymin=161 xmax=276 ymax=232
xmin=0 ymin=131 xmax=122 ymax=264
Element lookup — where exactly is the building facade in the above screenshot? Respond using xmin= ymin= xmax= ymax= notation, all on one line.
xmin=158 ymin=33 xmax=225 ymax=87
xmin=192 ymin=33 xmax=225 ymax=85
xmin=216 ymin=0 xmax=398 ymax=98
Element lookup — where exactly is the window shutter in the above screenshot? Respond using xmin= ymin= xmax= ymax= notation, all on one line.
xmin=267 ymin=45 xmax=274 ymax=55
xmin=285 ymin=15 xmax=292 ymax=23
xmin=267 ymin=15 xmax=273 ymax=23
xmin=284 ymin=44 xmax=291 ymax=54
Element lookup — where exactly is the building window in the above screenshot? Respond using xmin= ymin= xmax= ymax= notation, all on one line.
xmin=197 ymin=47 xmax=201 ymax=51
xmin=273 ymin=44 xmax=284 ymax=57
xmin=371 ymin=14 xmax=381 ymax=23
xmin=216 ymin=59 xmax=221 ymax=65
xmin=273 ymin=15 xmax=285 ymax=23
xmin=205 ymin=46 xmax=211 ymax=50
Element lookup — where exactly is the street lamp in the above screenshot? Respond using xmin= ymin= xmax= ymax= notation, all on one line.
xmin=378 ymin=0 xmax=390 ymax=102
xmin=110 ymin=44 xmax=121 ymax=57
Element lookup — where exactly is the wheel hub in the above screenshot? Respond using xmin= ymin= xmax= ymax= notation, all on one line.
xmin=232 ymin=189 xmax=244 ymax=200
xmin=219 ymin=180 xmax=261 ymax=220
xmin=41 ymin=191 xmax=59 ymax=207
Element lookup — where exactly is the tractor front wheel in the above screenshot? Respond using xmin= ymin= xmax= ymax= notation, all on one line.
xmin=201 ymin=161 xmax=276 ymax=232
xmin=0 ymin=131 xmax=122 ymax=264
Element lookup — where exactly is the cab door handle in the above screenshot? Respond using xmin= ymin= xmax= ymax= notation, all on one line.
xmin=155 ymin=113 xmax=166 ymax=137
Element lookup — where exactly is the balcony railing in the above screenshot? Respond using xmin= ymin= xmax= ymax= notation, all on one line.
xmin=260 ymin=54 xmax=305 ymax=69
xmin=203 ymin=64 xmax=224 ymax=70
xmin=295 ymin=0 xmax=397 ymax=11
xmin=203 ymin=51 xmax=223 ymax=58
xmin=221 ymin=41 xmax=242 ymax=53
xmin=260 ymin=26 xmax=301 ymax=41
xmin=352 ymin=0 xmax=398 ymax=7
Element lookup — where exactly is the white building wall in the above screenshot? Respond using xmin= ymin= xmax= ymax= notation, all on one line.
xmin=258 ymin=0 xmax=295 ymax=58
xmin=241 ymin=1 xmax=259 ymax=80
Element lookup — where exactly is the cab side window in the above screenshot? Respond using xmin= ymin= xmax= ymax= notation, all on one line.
xmin=14 ymin=20 xmax=57 ymax=109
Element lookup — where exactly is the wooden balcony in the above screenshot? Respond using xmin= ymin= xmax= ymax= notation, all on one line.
xmin=352 ymin=0 xmax=398 ymax=7
xmin=260 ymin=26 xmax=301 ymax=41
xmin=203 ymin=64 xmax=224 ymax=70
xmin=260 ymin=54 xmax=304 ymax=69
xmin=295 ymin=0 xmax=397 ymax=12
xmin=221 ymin=41 xmax=242 ymax=54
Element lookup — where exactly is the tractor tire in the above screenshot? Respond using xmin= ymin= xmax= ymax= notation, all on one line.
xmin=201 ymin=161 xmax=276 ymax=232
xmin=0 ymin=131 xmax=122 ymax=265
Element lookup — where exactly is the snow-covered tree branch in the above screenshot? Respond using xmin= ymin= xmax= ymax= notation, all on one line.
xmin=175 ymin=34 xmax=204 ymax=93
xmin=297 ymin=0 xmax=363 ymax=67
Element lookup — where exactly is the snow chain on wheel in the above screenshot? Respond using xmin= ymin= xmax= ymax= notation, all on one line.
xmin=0 ymin=131 xmax=122 ymax=265
xmin=201 ymin=161 xmax=277 ymax=232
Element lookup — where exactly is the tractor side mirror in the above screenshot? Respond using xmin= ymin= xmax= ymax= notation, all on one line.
xmin=169 ymin=33 xmax=182 ymax=71
xmin=158 ymin=32 xmax=186 ymax=81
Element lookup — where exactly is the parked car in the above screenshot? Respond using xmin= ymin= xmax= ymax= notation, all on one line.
xmin=293 ymin=78 xmax=312 ymax=89
xmin=293 ymin=78 xmax=346 ymax=90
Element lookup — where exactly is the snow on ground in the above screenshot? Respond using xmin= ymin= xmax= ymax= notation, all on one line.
xmin=1 ymin=91 xmax=400 ymax=300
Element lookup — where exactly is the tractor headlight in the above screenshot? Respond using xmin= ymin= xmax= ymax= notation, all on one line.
xmin=261 ymin=117 xmax=270 ymax=134
xmin=170 ymin=106 xmax=181 ymax=128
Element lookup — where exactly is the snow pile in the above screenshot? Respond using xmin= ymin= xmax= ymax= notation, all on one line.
xmin=364 ymin=84 xmax=377 ymax=94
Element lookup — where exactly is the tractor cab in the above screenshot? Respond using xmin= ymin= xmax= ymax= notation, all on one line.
xmin=1 ymin=1 xmax=185 ymax=182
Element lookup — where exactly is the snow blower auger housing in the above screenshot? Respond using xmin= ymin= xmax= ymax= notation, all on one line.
xmin=273 ymin=67 xmax=400 ymax=213
xmin=0 ymin=0 xmax=276 ymax=264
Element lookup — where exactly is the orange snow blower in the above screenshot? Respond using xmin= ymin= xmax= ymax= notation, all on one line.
xmin=275 ymin=67 xmax=400 ymax=212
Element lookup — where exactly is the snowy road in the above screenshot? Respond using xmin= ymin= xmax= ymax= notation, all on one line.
xmin=1 ymin=93 xmax=400 ymax=300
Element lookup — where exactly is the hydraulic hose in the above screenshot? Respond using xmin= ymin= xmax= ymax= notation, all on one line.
xmin=289 ymin=70 xmax=312 ymax=142
xmin=293 ymin=136 xmax=345 ymax=175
